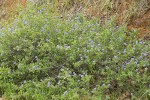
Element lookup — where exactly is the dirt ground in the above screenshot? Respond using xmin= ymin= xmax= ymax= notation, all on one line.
xmin=0 ymin=98 xmax=4 ymax=100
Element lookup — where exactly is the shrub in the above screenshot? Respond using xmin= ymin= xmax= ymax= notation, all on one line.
xmin=0 ymin=4 xmax=149 ymax=100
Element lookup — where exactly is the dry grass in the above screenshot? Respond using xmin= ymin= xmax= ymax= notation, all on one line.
xmin=0 ymin=98 xmax=5 ymax=100
xmin=55 ymin=0 xmax=150 ymax=38
xmin=0 ymin=0 xmax=149 ymax=38
xmin=0 ymin=0 xmax=26 ymax=21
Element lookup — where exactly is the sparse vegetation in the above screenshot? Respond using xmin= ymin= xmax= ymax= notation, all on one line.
xmin=0 ymin=1 xmax=150 ymax=100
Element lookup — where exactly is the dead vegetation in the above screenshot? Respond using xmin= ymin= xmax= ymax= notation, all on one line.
xmin=0 ymin=0 xmax=26 ymax=20
xmin=0 ymin=0 xmax=149 ymax=38
xmin=61 ymin=0 xmax=150 ymax=39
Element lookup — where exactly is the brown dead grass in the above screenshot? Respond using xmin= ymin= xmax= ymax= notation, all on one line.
xmin=49 ymin=0 xmax=149 ymax=39
xmin=65 ymin=0 xmax=150 ymax=39
xmin=0 ymin=0 xmax=150 ymax=38
xmin=0 ymin=0 xmax=26 ymax=20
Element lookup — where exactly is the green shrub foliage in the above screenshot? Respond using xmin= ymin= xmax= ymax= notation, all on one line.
xmin=0 ymin=4 xmax=150 ymax=100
